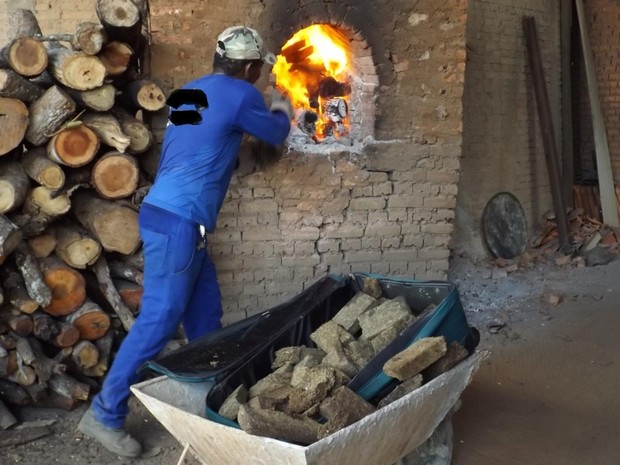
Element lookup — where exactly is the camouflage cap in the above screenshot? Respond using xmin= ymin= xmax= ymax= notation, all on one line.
xmin=215 ymin=26 xmax=276 ymax=65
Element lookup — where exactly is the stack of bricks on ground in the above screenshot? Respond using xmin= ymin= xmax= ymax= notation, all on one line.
xmin=217 ymin=279 xmax=470 ymax=445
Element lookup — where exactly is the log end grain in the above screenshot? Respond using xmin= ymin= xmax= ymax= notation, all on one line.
xmin=0 ymin=97 xmax=29 ymax=156
xmin=136 ymin=82 xmax=166 ymax=111
xmin=9 ymin=37 xmax=48 ymax=77
xmin=49 ymin=125 xmax=100 ymax=167
xmin=42 ymin=268 xmax=86 ymax=317
xmin=92 ymin=152 xmax=139 ymax=199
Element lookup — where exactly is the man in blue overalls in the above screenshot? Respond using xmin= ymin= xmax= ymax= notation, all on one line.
xmin=78 ymin=26 xmax=293 ymax=457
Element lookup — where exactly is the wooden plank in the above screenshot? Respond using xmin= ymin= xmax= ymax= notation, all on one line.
xmin=574 ymin=0 xmax=620 ymax=226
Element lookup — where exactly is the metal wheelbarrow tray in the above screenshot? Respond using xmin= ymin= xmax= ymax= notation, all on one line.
xmin=133 ymin=273 xmax=482 ymax=464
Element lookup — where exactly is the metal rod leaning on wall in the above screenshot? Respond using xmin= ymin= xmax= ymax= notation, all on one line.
xmin=574 ymin=0 xmax=620 ymax=227
xmin=522 ymin=16 xmax=571 ymax=252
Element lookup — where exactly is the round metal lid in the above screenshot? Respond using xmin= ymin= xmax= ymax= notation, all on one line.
xmin=481 ymin=192 xmax=528 ymax=259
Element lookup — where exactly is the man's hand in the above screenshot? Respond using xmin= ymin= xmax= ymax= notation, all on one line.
xmin=270 ymin=90 xmax=294 ymax=120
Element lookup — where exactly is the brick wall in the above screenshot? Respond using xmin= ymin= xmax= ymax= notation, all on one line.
xmin=454 ymin=0 xmax=560 ymax=257
xmin=1 ymin=0 xmax=468 ymax=322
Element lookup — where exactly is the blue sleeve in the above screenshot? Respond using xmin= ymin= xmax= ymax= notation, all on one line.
xmin=234 ymin=87 xmax=291 ymax=145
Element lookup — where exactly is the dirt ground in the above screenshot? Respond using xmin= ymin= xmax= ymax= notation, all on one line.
xmin=2 ymin=255 xmax=620 ymax=465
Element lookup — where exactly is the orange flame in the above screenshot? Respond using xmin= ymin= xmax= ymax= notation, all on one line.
xmin=273 ymin=25 xmax=351 ymax=140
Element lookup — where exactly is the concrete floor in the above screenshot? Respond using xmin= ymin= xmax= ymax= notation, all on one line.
xmin=452 ymin=262 xmax=620 ymax=465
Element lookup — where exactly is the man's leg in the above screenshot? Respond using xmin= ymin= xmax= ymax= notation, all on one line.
xmin=80 ymin=205 xmax=202 ymax=456
xmin=183 ymin=244 xmax=223 ymax=341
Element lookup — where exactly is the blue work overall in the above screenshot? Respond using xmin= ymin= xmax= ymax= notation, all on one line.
xmin=91 ymin=203 xmax=222 ymax=429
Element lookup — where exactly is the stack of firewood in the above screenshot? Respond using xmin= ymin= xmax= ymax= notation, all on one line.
xmin=0 ymin=1 xmax=167 ymax=429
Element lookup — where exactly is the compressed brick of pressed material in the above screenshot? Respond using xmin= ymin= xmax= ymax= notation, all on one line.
xmin=358 ymin=296 xmax=414 ymax=341
xmin=273 ymin=362 xmax=295 ymax=375
xmin=377 ymin=374 xmax=423 ymax=409
xmin=310 ymin=320 xmax=355 ymax=353
xmin=332 ymin=292 xmax=378 ymax=333
xmin=345 ymin=339 xmax=376 ymax=370
xmin=362 ymin=277 xmax=383 ymax=299
xmin=271 ymin=346 xmax=325 ymax=369
xmin=218 ymin=384 xmax=248 ymax=420
xmin=248 ymin=385 xmax=295 ymax=411
xmin=237 ymin=404 xmax=320 ymax=445
xmin=383 ymin=336 xmax=447 ymax=381
xmin=368 ymin=316 xmax=415 ymax=355
xmin=422 ymin=341 xmax=469 ymax=381
xmin=319 ymin=385 xmax=376 ymax=422
xmin=323 ymin=348 xmax=358 ymax=378
xmin=248 ymin=372 xmax=293 ymax=399
xmin=318 ymin=410 xmax=351 ymax=440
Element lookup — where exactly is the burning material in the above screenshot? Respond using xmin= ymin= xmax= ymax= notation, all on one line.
xmin=273 ymin=25 xmax=352 ymax=143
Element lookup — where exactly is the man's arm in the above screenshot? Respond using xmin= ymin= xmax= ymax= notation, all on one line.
xmin=235 ymin=88 xmax=292 ymax=146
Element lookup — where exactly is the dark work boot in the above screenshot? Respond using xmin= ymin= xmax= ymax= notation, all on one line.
xmin=77 ymin=408 xmax=142 ymax=457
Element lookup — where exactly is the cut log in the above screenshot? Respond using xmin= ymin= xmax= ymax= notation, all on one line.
xmin=8 ymin=9 xmax=43 ymax=39
xmin=0 ymin=97 xmax=29 ymax=156
xmin=52 ymin=322 xmax=80 ymax=348
xmin=0 ymin=283 xmax=3 ymax=307
xmin=83 ymin=329 xmax=113 ymax=377
xmin=14 ymin=242 xmax=53 ymax=307
xmin=72 ymin=22 xmax=107 ymax=55
xmin=72 ymin=340 xmax=99 ymax=369
xmin=48 ymin=373 xmax=90 ymax=401
xmin=54 ymin=223 xmax=102 ymax=269
xmin=0 ymin=333 xmax=18 ymax=350
xmin=0 ymin=68 xmax=45 ymax=102
xmin=25 ymin=85 xmax=76 ymax=146
xmin=16 ymin=336 xmax=66 ymax=382
xmin=3 ymin=270 xmax=39 ymax=314
xmin=8 ymin=364 xmax=36 ymax=386
xmin=66 ymin=84 xmax=116 ymax=111
xmin=17 ymin=186 xmax=72 ymax=237
xmin=1 ymin=310 xmax=33 ymax=335
xmin=96 ymin=0 xmax=142 ymax=51
xmin=0 ymin=161 xmax=30 ymax=214
xmin=0 ymin=37 xmax=48 ymax=77
xmin=82 ymin=112 xmax=131 ymax=152
xmin=24 ymin=381 xmax=48 ymax=402
xmin=0 ymin=398 xmax=17 ymax=430
xmin=47 ymin=124 xmax=100 ymax=167
xmin=92 ymin=151 xmax=140 ymax=199
xmin=27 ymin=230 xmax=57 ymax=259
xmin=99 ymin=40 xmax=134 ymax=76
xmin=72 ymin=191 xmax=140 ymax=254
xmin=29 ymin=70 xmax=55 ymax=89
xmin=109 ymin=261 xmax=143 ymax=285
xmin=0 ymin=378 xmax=31 ymax=405
xmin=34 ymin=392 xmax=78 ymax=410
xmin=32 ymin=312 xmax=59 ymax=341
xmin=22 ymin=147 xmax=65 ymax=190
xmin=114 ymin=248 xmax=144 ymax=270
xmin=110 ymin=106 xmax=152 ymax=154
xmin=92 ymin=256 xmax=135 ymax=331
xmin=114 ymin=279 xmax=143 ymax=313
xmin=0 ymin=214 xmax=22 ymax=256
xmin=40 ymin=255 xmax=86 ymax=316
xmin=65 ymin=299 xmax=110 ymax=340
xmin=120 ymin=79 xmax=166 ymax=112
xmin=47 ymin=46 xmax=107 ymax=91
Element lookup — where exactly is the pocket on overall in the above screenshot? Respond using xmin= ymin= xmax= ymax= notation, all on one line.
xmin=141 ymin=228 xmax=170 ymax=277
xmin=170 ymin=221 xmax=197 ymax=274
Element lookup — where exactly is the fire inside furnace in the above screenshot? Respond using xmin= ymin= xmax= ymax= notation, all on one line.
xmin=273 ymin=25 xmax=352 ymax=143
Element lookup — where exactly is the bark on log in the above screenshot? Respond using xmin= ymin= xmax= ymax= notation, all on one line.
xmin=114 ymin=248 xmax=144 ymax=270
xmin=110 ymin=106 xmax=152 ymax=154
xmin=8 ymin=364 xmax=36 ymax=386
xmin=114 ymin=279 xmax=143 ymax=313
xmin=0 ymin=214 xmax=22 ymax=257
xmin=0 ymin=37 xmax=48 ymax=77
xmin=1 ymin=310 xmax=33 ymax=335
xmin=40 ymin=256 xmax=86 ymax=316
xmin=0 ymin=68 xmax=45 ymax=102
xmin=92 ymin=152 xmax=140 ymax=199
xmin=25 ymin=85 xmax=76 ymax=146
xmin=72 ymin=191 xmax=140 ymax=254
xmin=109 ymin=261 xmax=143 ymax=285
xmin=96 ymin=0 xmax=142 ymax=52
xmin=92 ymin=256 xmax=135 ymax=331
xmin=29 ymin=70 xmax=55 ymax=89
xmin=0 ymin=398 xmax=17 ymax=430
xmin=99 ymin=40 xmax=134 ymax=76
xmin=48 ymin=373 xmax=90 ymax=401
xmin=24 ymin=381 xmax=48 ymax=402
xmin=0 ymin=97 xmax=29 ymax=156
xmin=14 ymin=242 xmax=53 ymax=307
xmin=8 ymin=9 xmax=43 ymax=39
xmin=120 ymin=79 xmax=166 ymax=112
xmin=28 ymin=229 xmax=58 ymax=258
xmin=3 ymin=270 xmax=39 ymax=314
xmin=65 ymin=299 xmax=110 ymax=340
xmin=0 ymin=378 xmax=31 ymax=405
xmin=0 ymin=333 xmax=17 ymax=350
xmin=72 ymin=340 xmax=99 ymax=369
xmin=47 ymin=46 xmax=107 ymax=91
xmin=22 ymin=147 xmax=65 ymax=190
xmin=82 ymin=112 xmax=131 ymax=152
xmin=54 ymin=223 xmax=102 ymax=269
xmin=32 ymin=312 xmax=59 ymax=341
xmin=16 ymin=336 xmax=66 ymax=382
xmin=17 ymin=187 xmax=72 ymax=238
xmin=0 ymin=161 xmax=30 ymax=214
xmin=47 ymin=124 xmax=100 ymax=167
xmin=66 ymin=84 xmax=116 ymax=111
xmin=83 ymin=329 xmax=113 ymax=377
xmin=34 ymin=392 xmax=78 ymax=410
xmin=72 ymin=22 xmax=107 ymax=55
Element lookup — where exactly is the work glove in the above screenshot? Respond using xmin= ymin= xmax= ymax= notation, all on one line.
xmin=270 ymin=89 xmax=294 ymax=120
